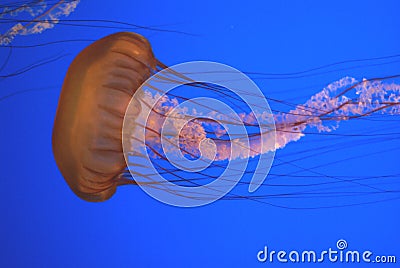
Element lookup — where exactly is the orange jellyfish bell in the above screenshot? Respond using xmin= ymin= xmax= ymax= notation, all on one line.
xmin=52 ymin=32 xmax=156 ymax=202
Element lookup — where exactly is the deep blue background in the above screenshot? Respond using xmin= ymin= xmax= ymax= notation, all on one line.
xmin=0 ymin=1 xmax=399 ymax=267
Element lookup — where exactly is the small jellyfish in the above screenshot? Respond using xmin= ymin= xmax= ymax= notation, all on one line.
xmin=0 ymin=0 xmax=80 ymax=45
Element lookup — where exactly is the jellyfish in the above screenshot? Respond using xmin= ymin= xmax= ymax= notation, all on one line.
xmin=1 ymin=1 xmax=400 ymax=208
xmin=49 ymin=31 xmax=400 ymax=207
xmin=0 ymin=0 xmax=80 ymax=45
